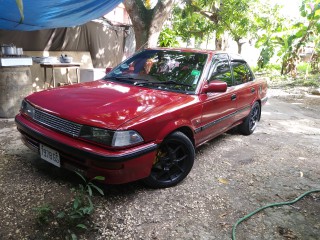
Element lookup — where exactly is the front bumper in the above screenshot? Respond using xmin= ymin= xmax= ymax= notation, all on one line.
xmin=15 ymin=114 xmax=158 ymax=184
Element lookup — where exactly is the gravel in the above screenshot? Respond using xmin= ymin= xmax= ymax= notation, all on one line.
xmin=0 ymin=87 xmax=320 ymax=240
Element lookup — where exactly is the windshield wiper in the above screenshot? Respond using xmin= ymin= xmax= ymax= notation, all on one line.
xmin=106 ymin=76 xmax=148 ymax=83
xmin=136 ymin=80 xmax=192 ymax=88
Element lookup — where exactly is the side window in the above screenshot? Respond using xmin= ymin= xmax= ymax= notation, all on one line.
xmin=209 ymin=54 xmax=233 ymax=87
xmin=232 ymin=62 xmax=253 ymax=85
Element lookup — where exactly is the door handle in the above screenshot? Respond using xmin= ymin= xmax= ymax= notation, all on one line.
xmin=251 ymin=88 xmax=255 ymax=93
xmin=231 ymin=94 xmax=237 ymax=101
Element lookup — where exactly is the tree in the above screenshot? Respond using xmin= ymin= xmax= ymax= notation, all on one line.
xmin=161 ymin=4 xmax=215 ymax=48
xmin=178 ymin=0 xmax=257 ymax=53
xmin=124 ymin=0 xmax=175 ymax=50
xmin=280 ymin=0 xmax=320 ymax=75
xmin=254 ymin=3 xmax=286 ymax=68
xmin=256 ymin=0 xmax=320 ymax=75
xmin=215 ymin=0 xmax=257 ymax=53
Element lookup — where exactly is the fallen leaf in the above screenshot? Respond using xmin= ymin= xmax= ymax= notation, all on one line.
xmin=218 ymin=178 xmax=229 ymax=184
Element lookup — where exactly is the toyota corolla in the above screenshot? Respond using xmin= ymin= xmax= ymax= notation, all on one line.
xmin=15 ymin=48 xmax=268 ymax=188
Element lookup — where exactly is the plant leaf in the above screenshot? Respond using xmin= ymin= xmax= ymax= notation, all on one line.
xmin=70 ymin=212 xmax=82 ymax=219
xmin=87 ymin=185 xmax=93 ymax=197
xmin=74 ymin=171 xmax=87 ymax=183
xmin=73 ymin=198 xmax=80 ymax=210
xmin=86 ymin=196 xmax=94 ymax=214
xmin=89 ymin=183 xmax=105 ymax=196
xmin=15 ymin=0 xmax=24 ymax=23
xmin=57 ymin=211 xmax=65 ymax=219
xmin=93 ymin=176 xmax=105 ymax=181
xmin=76 ymin=224 xmax=88 ymax=230
xmin=71 ymin=233 xmax=77 ymax=240
xmin=218 ymin=177 xmax=229 ymax=184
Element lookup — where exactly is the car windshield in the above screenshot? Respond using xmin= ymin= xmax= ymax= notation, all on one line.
xmin=104 ymin=50 xmax=208 ymax=93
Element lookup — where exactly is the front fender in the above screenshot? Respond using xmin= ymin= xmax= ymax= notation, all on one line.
xmin=154 ymin=118 xmax=195 ymax=144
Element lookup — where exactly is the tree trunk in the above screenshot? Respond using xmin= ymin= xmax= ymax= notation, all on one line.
xmin=215 ymin=38 xmax=223 ymax=50
xmin=235 ymin=39 xmax=245 ymax=54
xmin=215 ymin=33 xmax=228 ymax=51
xmin=124 ymin=0 xmax=174 ymax=51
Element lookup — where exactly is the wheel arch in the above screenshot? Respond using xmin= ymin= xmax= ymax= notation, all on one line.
xmin=156 ymin=121 xmax=196 ymax=147
xmin=173 ymin=126 xmax=195 ymax=147
xmin=251 ymin=97 xmax=262 ymax=121
xmin=255 ymin=99 xmax=262 ymax=121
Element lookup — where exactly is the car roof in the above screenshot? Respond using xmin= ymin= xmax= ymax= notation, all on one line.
xmin=228 ymin=53 xmax=245 ymax=62
xmin=145 ymin=47 xmax=246 ymax=61
xmin=145 ymin=47 xmax=219 ymax=55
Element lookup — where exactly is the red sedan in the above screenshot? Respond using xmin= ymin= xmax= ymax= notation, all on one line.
xmin=15 ymin=48 xmax=268 ymax=188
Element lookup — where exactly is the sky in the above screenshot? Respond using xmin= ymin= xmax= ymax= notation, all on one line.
xmin=271 ymin=0 xmax=303 ymax=19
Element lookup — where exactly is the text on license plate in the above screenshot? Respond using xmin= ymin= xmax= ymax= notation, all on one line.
xmin=39 ymin=144 xmax=61 ymax=167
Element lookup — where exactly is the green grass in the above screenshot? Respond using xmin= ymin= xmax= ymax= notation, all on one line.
xmin=254 ymin=62 xmax=320 ymax=88
xmin=297 ymin=62 xmax=311 ymax=72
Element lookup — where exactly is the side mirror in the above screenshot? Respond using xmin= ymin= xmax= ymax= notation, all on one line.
xmin=105 ymin=67 xmax=113 ymax=74
xmin=202 ymin=80 xmax=227 ymax=93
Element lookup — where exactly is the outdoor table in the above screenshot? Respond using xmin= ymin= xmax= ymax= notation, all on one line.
xmin=40 ymin=63 xmax=80 ymax=88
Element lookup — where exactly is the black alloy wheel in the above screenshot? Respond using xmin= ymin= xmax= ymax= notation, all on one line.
xmin=143 ymin=131 xmax=195 ymax=188
xmin=239 ymin=101 xmax=261 ymax=135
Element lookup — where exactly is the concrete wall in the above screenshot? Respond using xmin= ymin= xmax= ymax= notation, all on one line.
xmin=0 ymin=67 xmax=32 ymax=118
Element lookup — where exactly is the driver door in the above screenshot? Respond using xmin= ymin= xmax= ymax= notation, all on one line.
xmin=197 ymin=54 xmax=237 ymax=143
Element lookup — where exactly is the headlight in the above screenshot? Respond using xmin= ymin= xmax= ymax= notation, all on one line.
xmin=21 ymin=99 xmax=35 ymax=118
xmin=79 ymin=126 xmax=143 ymax=147
xmin=112 ymin=130 xmax=144 ymax=147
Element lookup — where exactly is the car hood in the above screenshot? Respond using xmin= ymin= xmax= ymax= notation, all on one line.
xmin=26 ymin=80 xmax=189 ymax=129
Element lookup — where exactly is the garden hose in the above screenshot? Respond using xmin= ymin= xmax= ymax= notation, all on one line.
xmin=232 ymin=189 xmax=320 ymax=240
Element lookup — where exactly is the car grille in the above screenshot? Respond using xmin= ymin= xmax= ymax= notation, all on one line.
xmin=34 ymin=109 xmax=82 ymax=137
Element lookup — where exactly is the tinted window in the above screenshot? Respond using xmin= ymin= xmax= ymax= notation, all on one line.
xmin=209 ymin=54 xmax=233 ymax=86
xmin=232 ymin=62 xmax=253 ymax=85
xmin=106 ymin=50 xmax=208 ymax=93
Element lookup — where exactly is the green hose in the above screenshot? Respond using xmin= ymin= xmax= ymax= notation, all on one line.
xmin=232 ymin=189 xmax=320 ymax=240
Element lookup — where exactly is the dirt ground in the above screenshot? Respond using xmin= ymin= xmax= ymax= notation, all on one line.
xmin=0 ymin=87 xmax=320 ymax=240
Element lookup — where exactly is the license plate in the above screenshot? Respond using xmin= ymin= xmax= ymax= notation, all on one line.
xmin=39 ymin=144 xmax=61 ymax=167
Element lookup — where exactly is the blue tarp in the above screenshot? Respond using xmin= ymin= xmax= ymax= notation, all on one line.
xmin=0 ymin=0 xmax=123 ymax=31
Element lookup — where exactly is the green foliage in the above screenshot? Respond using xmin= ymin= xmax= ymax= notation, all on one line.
xmin=297 ymin=62 xmax=310 ymax=72
xmin=256 ymin=0 xmax=320 ymax=76
xmin=158 ymin=27 xmax=180 ymax=47
xmin=168 ymin=0 xmax=257 ymax=52
xmin=217 ymin=0 xmax=255 ymax=49
xmin=33 ymin=204 xmax=53 ymax=225
xmin=254 ymin=3 xmax=288 ymax=68
xmin=257 ymin=45 xmax=275 ymax=69
xmin=171 ymin=4 xmax=215 ymax=44
xmin=256 ymin=62 xmax=320 ymax=88
xmin=295 ymin=78 xmax=320 ymax=87
xmin=34 ymin=172 xmax=105 ymax=239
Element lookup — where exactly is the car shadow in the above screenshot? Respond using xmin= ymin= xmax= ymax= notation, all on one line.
xmin=32 ymin=155 xmax=150 ymax=196
xmin=195 ymin=129 xmax=239 ymax=154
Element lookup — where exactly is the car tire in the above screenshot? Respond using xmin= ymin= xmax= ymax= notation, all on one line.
xmin=143 ymin=131 xmax=195 ymax=188
xmin=239 ymin=101 xmax=261 ymax=136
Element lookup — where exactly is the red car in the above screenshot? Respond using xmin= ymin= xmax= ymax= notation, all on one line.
xmin=15 ymin=48 xmax=268 ymax=188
